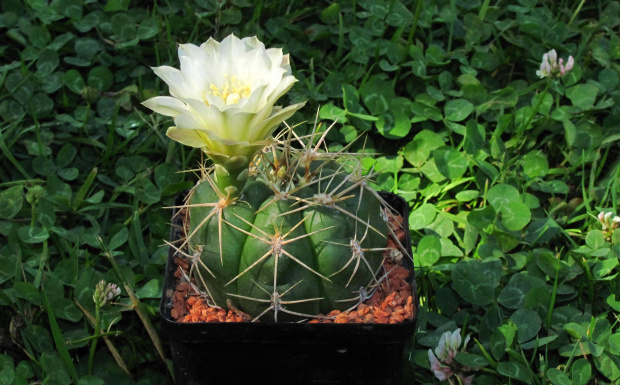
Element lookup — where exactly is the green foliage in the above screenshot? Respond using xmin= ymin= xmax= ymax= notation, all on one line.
xmin=1 ymin=0 xmax=619 ymax=383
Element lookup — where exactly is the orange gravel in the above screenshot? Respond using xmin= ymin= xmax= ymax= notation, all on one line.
xmin=170 ymin=211 xmax=416 ymax=324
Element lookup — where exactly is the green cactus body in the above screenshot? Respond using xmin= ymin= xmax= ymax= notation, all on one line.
xmin=186 ymin=151 xmax=389 ymax=322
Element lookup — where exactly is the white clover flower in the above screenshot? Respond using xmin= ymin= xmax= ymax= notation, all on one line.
xmin=428 ymin=328 xmax=476 ymax=385
xmin=93 ymin=280 xmax=121 ymax=307
xmin=559 ymin=56 xmax=574 ymax=76
xmin=428 ymin=349 xmax=453 ymax=381
xmin=536 ymin=49 xmax=575 ymax=78
xmin=536 ymin=50 xmax=555 ymax=78
xmin=106 ymin=283 xmax=121 ymax=301
xmin=143 ymin=34 xmax=306 ymax=166
xmin=598 ymin=211 xmax=620 ymax=231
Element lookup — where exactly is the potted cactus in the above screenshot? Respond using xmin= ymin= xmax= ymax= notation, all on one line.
xmin=147 ymin=34 xmax=417 ymax=384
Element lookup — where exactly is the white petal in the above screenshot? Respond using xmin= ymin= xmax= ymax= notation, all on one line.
xmin=242 ymin=36 xmax=264 ymax=51
xmin=200 ymin=37 xmax=220 ymax=55
xmin=182 ymin=99 xmax=258 ymax=141
xmin=266 ymin=48 xmax=284 ymax=70
xmin=247 ymin=101 xmax=305 ymax=142
xmin=219 ymin=34 xmax=244 ymax=62
xmin=166 ymin=127 xmax=211 ymax=148
xmin=263 ymin=74 xmax=297 ymax=107
xmin=179 ymin=43 xmax=214 ymax=87
xmin=152 ymin=66 xmax=198 ymax=100
xmin=175 ymin=110 xmax=209 ymax=131
xmin=449 ymin=329 xmax=462 ymax=350
xmin=548 ymin=49 xmax=557 ymax=64
xmin=281 ymin=53 xmax=291 ymax=69
xmin=463 ymin=334 xmax=471 ymax=349
xmin=566 ymin=56 xmax=575 ymax=71
xmin=237 ymin=83 xmax=270 ymax=113
xmin=428 ymin=349 xmax=440 ymax=370
xmin=202 ymin=92 xmax=227 ymax=110
xmin=142 ymin=96 xmax=188 ymax=117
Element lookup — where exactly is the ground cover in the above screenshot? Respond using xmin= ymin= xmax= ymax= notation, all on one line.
xmin=0 ymin=0 xmax=619 ymax=384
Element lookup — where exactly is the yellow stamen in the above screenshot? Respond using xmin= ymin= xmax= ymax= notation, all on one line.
xmin=208 ymin=75 xmax=251 ymax=105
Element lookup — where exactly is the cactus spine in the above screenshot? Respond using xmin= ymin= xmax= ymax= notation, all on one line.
xmin=179 ymin=124 xmax=394 ymax=322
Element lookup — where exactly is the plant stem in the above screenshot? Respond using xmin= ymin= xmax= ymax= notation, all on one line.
xmin=547 ymin=253 xmax=561 ymax=328
xmin=30 ymin=201 xmax=36 ymax=227
xmin=74 ymin=299 xmax=132 ymax=377
xmin=0 ymin=179 xmax=45 ymax=188
xmin=517 ymin=78 xmax=551 ymax=150
xmin=33 ymin=239 xmax=48 ymax=288
xmin=98 ymin=236 xmax=171 ymax=377
xmin=68 ymin=331 xmax=122 ymax=345
xmin=568 ymin=0 xmax=586 ymax=25
xmin=88 ymin=304 xmax=101 ymax=375
xmin=395 ymin=0 xmax=422 ymax=84
xmin=81 ymin=102 xmax=91 ymax=137
xmin=214 ymin=164 xmax=249 ymax=198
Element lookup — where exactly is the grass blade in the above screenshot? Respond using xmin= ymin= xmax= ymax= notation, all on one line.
xmin=43 ymin=288 xmax=79 ymax=384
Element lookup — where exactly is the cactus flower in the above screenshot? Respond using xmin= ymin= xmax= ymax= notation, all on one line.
xmin=143 ymin=34 xmax=305 ymax=194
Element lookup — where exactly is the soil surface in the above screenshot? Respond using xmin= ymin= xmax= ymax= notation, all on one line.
xmin=170 ymin=211 xmax=416 ymax=324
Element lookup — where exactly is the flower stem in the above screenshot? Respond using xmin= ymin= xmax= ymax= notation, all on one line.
xmin=569 ymin=0 xmax=586 ymax=25
xmin=88 ymin=304 xmax=101 ymax=375
xmin=68 ymin=331 xmax=123 ymax=345
xmin=516 ymin=78 xmax=551 ymax=149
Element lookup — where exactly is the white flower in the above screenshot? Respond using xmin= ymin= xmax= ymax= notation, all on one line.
xmin=536 ymin=50 xmax=555 ymax=78
xmin=93 ymin=280 xmax=121 ymax=307
xmin=428 ymin=349 xmax=453 ymax=381
xmin=560 ymin=56 xmax=574 ymax=75
xmin=536 ymin=49 xmax=575 ymax=78
xmin=143 ymin=34 xmax=305 ymax=165
xmin=107 ymin=284 xmax=121 ymax=301
xmin=435 ymin=328 xmax=469 ymax=363
xmin=428 ymin=328 xmax=476 ymax=384
xmin=598 ymin=211 xmax=620 ymax=231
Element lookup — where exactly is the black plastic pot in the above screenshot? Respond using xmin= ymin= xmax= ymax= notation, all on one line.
xmin=159 ymin=192 xmax=417 ymax=385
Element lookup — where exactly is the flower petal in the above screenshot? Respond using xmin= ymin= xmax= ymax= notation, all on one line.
xmin=247 ymin=101 xmax=306 ymax=143
xmin=548 ymin=49 xmax=557 ymax=65
xmin=166 ymin=127 xmax=211 ymax=148
xmin=142 ymin=96 xmax=188 ymax=117
xmin=152 ymin=66 xmax=199 ymax=100
xmin=179 ymin=43 xmax=215 ymax=88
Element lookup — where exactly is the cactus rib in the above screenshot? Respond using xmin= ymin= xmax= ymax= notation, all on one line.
xmin=182 ymin=122 xmax=399 ymax=321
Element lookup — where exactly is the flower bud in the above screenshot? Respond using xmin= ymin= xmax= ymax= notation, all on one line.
xmin=26 ymin=185 xmax=46 ymax=205
xmin=81 ymin=86 xmax=99 ymax=103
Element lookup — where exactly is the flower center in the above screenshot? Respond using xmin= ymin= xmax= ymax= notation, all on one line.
xmin=209 ymin=75 xmax=251 ymax=105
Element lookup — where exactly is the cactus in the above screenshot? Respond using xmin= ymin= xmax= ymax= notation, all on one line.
xmin=144 ymin=34 xmax=401 ymax=322
xmin=178 ymin=126 xmax=394 ymax=322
